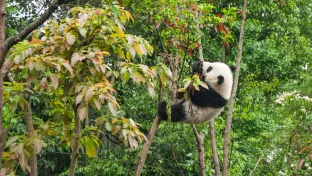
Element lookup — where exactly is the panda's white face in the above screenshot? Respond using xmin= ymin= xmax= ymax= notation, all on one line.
xmin=201 ymin=62 xmax=234 ymax=99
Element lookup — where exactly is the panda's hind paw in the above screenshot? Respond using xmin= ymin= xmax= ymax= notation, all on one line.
xmin=158 ymin=101 xmax=168 ymax=120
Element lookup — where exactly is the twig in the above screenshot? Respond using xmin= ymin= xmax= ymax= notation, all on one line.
xmin=249 ymin=155 xmax=263 ymax=176
xmin=170 ymin=144 xmax=185 ymax=176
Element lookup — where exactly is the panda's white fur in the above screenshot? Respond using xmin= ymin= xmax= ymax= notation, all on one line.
xmin=201 ymin=62 xmax=234 ymax=99
xmin=158 ymin=61 xmax=234 ymax=124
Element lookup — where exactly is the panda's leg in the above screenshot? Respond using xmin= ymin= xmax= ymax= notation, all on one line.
xmin=158 ymin=101 xmax=168 ymax=120
xmin=158 ymin=100 xmax=187 ymax=122
xmin=170 ymin=100 xmax=187 ymax=122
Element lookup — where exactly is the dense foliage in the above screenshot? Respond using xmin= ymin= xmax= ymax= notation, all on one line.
xmin=1 ymin=0 xmax=312 ymax=175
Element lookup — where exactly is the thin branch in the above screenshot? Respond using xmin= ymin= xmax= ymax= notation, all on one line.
xmin=170 ymin=144 xmax=185 ymax=176
xmin=209 ymin=120 xmax=220 ymax=176
xmin=192 ymin=124 xmax=205 ymax=176
xmin=222 ymin=0 xmax=248 ymax=175
xmin=134 ymin=79 xmax=163 ymax=176
xmin=0 ymin=0 xmax=74 ymax=68
xmin=249 ymin=155 xmax=263 ymax=176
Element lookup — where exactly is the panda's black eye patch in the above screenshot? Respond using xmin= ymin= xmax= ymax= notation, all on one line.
xmin=206 ymin=66 xmax=213 ymax=73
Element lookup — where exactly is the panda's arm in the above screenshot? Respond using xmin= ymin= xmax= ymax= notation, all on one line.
xmin=190 ymin=85 xmax=227 ymax=108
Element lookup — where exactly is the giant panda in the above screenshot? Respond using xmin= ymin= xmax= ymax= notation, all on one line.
xmin=158 ymin=61 xmax=235 ymax=124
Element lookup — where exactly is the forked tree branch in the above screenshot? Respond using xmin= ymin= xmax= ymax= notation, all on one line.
xmin=222 ymin=0 xmax=248 ymax=175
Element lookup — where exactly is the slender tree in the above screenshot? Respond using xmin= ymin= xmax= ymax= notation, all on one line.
xmin=0 ymin=0 xmax=6 ymax=171
xmin=194 ymin=9 xmax=205 ymax=176
xmin=0 ymin=0 xmax=74 ymax=173
xmin=222 ymin=0 xmax=248 ymax=175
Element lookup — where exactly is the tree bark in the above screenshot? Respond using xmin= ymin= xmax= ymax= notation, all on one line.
xmin=221 ymin=44 xmax=226 ymax=63
xmin=134 ymin=116 xmax=161 ymax=176
xmin=0 ymin=0 xmax=5 ymax=171
xmin=0 ymin=0 xmax=73 ymax=69
xmin=171 ymin=56 xmax=180 ymax=101
xmin=135 ymin=55 xmax=179 ymax=176
xmin=68 ymin=113 xmax=81 ymax=176
xmin=192 ymin=124 xmax=205 ymax=176
xmin=210 ymin=120 xmax=220 ymax=176
xmin=193 ymin=9 xmax=206 ymax=176
xmin=24 ymin=81 xmax=38 ymax=176
xmin=222 ymin=0 xmax=247 ymax=175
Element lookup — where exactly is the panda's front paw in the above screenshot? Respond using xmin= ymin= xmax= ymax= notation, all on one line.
xmin=176 ymin=91 xmax=185 ymax=99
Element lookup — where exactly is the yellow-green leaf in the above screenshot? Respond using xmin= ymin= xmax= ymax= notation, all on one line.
xmin=105 ymin=121 xmax=113 ymax=132
xmin=85 ymin=136 xmax=97 ymax=158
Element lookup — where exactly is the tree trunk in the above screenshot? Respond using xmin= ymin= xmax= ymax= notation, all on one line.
xmin=0 ymin=0 xmax=5 ymax=171
xmin=210 ymin=120 xmax=220 ymax=176
xmin=171 ymin=56 xmax=180 ymax=102
xmin=135 ymin=55 xmax=179 ymax=176
xmin=193 ymin=9 xmax=206 ymax=176
xmin=192 ymin=124 xmax=205 ymax=176
xmin=222 ymin=0 xmax=247 ymax=175
xmin=221 ymin=44 xmax=226 ymax=63
xmin=24 ymin=81 xmax=38 ymax=176
xmin=68 ymin=114 xmax=81 ymax=176
xmin=134 ymin=116 xmax=161 ymax=176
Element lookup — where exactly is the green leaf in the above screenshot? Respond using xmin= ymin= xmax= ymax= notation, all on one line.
xmin=123 ymin=71 xmax=130 ymax=83
xmin=111 ymin=5 xmax=119 ymax=18
xmin=79 ymin=28 xmax=87 ymax=38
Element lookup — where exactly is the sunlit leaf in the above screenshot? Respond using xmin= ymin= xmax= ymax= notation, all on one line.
xmin=66 ymin=33 xmax=76 ymax=45
xmin=62 ymin=62 xmax=74 ymax=76
xmin=108 ymin=102 xmax=117 ymax=116
xmin=50 ymin=74 xmax=58 ymax=90
xmin=78 ymin=106 xmax=88 ymax=121
xmin=76 ymin=92 xmax=84 ymax=105
xmin=105 ymin=121 xmax=113 ymax=132
xmin=85 ymin=86 xmax=95 ymax=102
xmin=93 ymin=99 xmax=101 ymax=110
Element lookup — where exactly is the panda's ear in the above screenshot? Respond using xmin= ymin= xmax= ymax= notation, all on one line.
xmin=230 ymin=65 xmax=236 ymax=71
xmin=192 ymin=61 xmax=202 ymax=73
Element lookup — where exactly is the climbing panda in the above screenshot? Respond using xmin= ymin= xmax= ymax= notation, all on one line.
xmin=158 ymin=61 xmax=235 ymax=124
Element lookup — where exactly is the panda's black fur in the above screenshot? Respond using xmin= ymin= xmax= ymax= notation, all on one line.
xmin=158 ymin=61 xmax=235 ymax=124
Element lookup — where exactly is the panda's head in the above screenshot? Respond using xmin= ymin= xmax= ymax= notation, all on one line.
xmin=192 ymin=61 xmax=235 ymax=99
